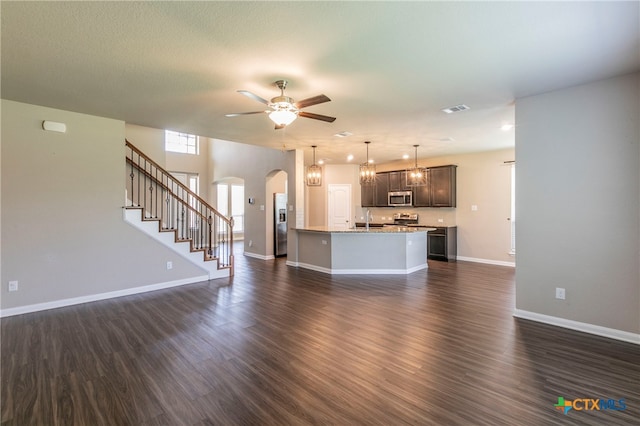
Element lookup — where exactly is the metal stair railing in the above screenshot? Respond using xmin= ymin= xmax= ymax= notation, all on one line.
xmin=125 ymin=140 xmax=234 ymax=274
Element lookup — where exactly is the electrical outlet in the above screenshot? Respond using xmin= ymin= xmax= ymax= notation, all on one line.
xmin=8 ymin=281 xmax=18 ymax=292
xmin=437 ymin=218 xmax=444 ymax=223
xmin=555 ymin=287 xmax=566 ymax=300
xmin=471 ymin=205 xmax=478 ymax=211
xmin=166 ymin=261 xmax=173 ymax=270
xmin=321 ymin=240 xmax=327 ymax=245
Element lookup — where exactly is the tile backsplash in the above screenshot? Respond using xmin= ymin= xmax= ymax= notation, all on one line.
xmin=356 ymin=207 xmax=456 ymax=226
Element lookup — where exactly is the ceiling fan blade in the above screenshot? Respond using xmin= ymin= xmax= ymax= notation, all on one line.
xmin=298 ymin=111 xmax=336 ymax=123
xmin=238 ymin=90 xmax=269 ymax=105
xmin=275 ymin=124 xmax=286 ymax=130
xmin=225 ymin=111 xmax=268 ymax=117
xmin=294 ymin=94 xmax=331 ymax=109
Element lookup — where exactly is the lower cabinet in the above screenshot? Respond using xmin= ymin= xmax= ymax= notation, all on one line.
xmin=427 ymin=226 xmax=457 ymax=261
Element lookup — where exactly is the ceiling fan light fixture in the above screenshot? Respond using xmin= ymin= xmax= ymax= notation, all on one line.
xmin=228 ymin=80 xmax=335 ymax=128
xmin=268 ymin=108 xmax=298 ymax=126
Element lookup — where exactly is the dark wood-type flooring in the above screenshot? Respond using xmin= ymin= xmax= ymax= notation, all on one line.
xmin=2 ymin=252 xmax=639 ymax=425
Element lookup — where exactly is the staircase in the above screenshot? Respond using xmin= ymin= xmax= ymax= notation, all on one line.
xmin=123 ymin=140 xmax=233 ymax=279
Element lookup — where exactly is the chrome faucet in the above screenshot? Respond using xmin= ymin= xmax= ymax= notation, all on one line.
xmin=366 ymin=209 xmax=371 ymax=230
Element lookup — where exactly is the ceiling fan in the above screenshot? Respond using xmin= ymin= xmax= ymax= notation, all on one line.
xmin=225 ymin=80 xmax=336 ymax=129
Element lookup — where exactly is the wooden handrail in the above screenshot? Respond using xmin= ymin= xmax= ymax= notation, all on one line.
xmin=125 ymin=139 xmax=231 ymax=226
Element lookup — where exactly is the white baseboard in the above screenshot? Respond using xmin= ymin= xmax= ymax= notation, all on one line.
xmin=294 ymin=262 xmax=332 ymax=274
xmin=513 ymin=309 xmax=640 ymax=345
xmin=243 ymin=252 xmax=275 ymax=260
xmin=0 ymin=275 xmax=209 ymax=318
xmin=456 ymin=256 xmax=515 ymax=267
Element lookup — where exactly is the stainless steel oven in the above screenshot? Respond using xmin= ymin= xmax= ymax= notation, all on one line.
xmin=388 ymin=191 xmax=412 ymax=206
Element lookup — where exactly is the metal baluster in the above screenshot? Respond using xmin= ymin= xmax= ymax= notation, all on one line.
xmin=144 ymin=158 xmax=148 ymax=217
xmin=208 ymin=213 xmax=212 ymax=258
xmin=154 ymin=167 xmax=158 ymax=218
xmin=129 ymin=157 xmax=135 ymax=207
xmin=149 ymin=183 xmax=154 ymax=218
xmin=137 ymin=153 xmax=141 ymax=209
xmin=164 ymin=190 xmax=171 ymax=229
xmin=181 ymin=203 xmax=186 ymax=240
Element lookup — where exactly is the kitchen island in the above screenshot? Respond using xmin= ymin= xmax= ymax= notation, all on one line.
xmin=291 ymin=226 xmax=433 ymax=275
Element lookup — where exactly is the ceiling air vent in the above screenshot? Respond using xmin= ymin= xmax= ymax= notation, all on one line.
xmin=441 ymin=104 xmax=470 ymax=114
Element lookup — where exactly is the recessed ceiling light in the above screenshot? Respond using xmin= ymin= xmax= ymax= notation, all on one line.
xmin=402 ymin=154 xmax=410 ymax=160
xmin=441 ymin=104 xmax=470 ymax=114
xmin=347 ymin=154 xmax=354 ymax=162
xmin=501 ymin=124 xmax=514 ymax=131
xmin=318 ymin=159 xmax=324 ymax=165
xmin=368 ymin=159 xmax=374 ymax=164
xmin=334 ymin=131 xmax=353 ymax=138
xmin=439 ymin=137 xmax=455 ymax=142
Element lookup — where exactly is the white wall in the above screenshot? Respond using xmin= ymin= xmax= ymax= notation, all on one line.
xmin=125 ymin=124 xmax=212 ymax=203
xmin=515 ymin=73 xmax=639 ymax=335
xmin=209 ymin=138 xmax=297 ymax=259
xmin=1 ymin=100 xmax=208 ymax=312
xmin=125 ymin=123 xmax=166 ymax=167
xmin=306 ymin=164 xmax=361 ymax=227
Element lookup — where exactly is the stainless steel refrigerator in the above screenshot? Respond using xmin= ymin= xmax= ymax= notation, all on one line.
xmin=274 ymin=193 xmax=287 ymax=257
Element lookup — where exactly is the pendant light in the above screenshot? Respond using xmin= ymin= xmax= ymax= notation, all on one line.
xmin=406 ymin=145 xmax=427 ymax=186
xmin=306 ymin=145 xmax=322 ymax=186
xmin=359 ymin=141 xmax=376 ymax=185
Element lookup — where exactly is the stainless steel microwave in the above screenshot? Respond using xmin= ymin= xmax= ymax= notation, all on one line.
xmin=388 ymin=191 xmax=412 ymax=206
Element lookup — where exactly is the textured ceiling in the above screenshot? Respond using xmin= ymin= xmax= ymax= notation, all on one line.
xmin=2 ymin=1 xmax=639 ymax=165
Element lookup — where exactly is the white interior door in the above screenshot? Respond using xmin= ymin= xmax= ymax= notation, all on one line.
xmin=328 ymin=184 xmax=352 ymax=229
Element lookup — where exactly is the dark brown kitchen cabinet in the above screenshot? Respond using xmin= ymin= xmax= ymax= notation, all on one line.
xmin=427 ymin=226 xmax=457 ymax=261
xmin=388 ymin=171 xmax=411 ymax=192
xmin=412 ymin=169 xmax=431 ymax=207
xmin=429 ymin=165 xmax=456 ymax=207
xmin=362 ymin=165 xmax=456 ymax=208
xmin=361 ymin=181 xmax=376 ymax=207
xmin=375 ymin=172 xmax=389 ymax=206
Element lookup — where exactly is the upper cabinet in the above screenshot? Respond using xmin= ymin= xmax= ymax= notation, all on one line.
xmin=412 ymin=169 xmax=431 ymax=207
xmin=360 ymin=165 xmax=456 ymax=208
xmin=388 ymin=171 xmax=411 ymax=192
xmin=429 ymin=165 xmax=456 ymax=207
xmin=361 ymin=181 xmax=376 ymax=207
xmin=375 ymin=173 xmax=390 ymax=206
